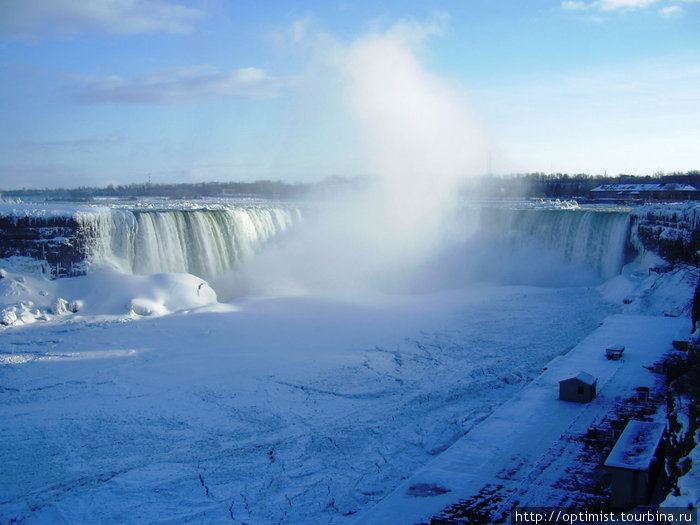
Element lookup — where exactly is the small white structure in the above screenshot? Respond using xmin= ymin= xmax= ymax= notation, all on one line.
xmin=606 ymin=344 xmax=625 ymax=360
xmin=558 ymin=372 xmax=597 ymax=403
xmin=604 ymin=420 xmax=665 ymax=509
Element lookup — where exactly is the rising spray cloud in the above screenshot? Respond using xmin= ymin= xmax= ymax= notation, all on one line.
xmin=221 ymin=17 xmax=490 ymax=299
xmin=340 ymin=19 xmax=488 ymax=274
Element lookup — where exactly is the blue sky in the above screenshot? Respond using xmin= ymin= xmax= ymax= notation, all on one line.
xmin=0 ymin=0 xmax=698 ymax=189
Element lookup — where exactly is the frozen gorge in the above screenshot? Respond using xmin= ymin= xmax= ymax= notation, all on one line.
xmin=0 ymin=197 xmax=698 ymax=524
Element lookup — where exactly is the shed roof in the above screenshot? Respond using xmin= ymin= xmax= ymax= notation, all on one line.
xmin=604 ymin=420 xmax=665 ymax=471
xmin=559 ymin=371 xmax=597 ymax=386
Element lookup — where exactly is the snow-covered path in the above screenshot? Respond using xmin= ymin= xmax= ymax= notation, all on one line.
xmin=353 ymin=314 xmax=685 ymax=524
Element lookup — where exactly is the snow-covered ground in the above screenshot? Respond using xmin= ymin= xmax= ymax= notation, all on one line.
xmin=354 ymin=313 xmax=687 ymax=524
xmin=0 ymin=251 xmax=696 ymax=523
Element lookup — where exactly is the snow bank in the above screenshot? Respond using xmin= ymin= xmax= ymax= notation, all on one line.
xmin=1 ymin=259 xmax=218 ymax=327
xmin=599 ymin=253 xmax=696 ymax=318
xmin=663 ymin=426 xmax=700 ymax=510
xmin=59 ymin=269 xmax=218 ymax=317
xmin=0 ymin=201 xmax=98 ymax=220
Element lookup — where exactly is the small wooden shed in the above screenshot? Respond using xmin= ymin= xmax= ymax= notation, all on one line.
xmin=559 ymin=371 xmax=597 ymax=403
xmin=604 ymin=420 xmax=665 ymax=510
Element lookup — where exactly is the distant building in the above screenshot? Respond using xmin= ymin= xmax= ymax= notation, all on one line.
xmin=591 ymin=183 xmax=700 ymax=202
xmin=604 ymin=420 xmax=666 ymax=509
xmin=558 ymin=371 xmax=597 ymax=403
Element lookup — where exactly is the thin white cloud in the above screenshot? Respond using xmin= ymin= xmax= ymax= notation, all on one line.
xmin=561 ymin=1 xmax=591 ymax=10
xmin=381 ymin=11 xmax=451 ymax=46
xmin=70 ymin=65 xmax=292 ymax=104
xmin=598 ymin=0 xmax=658 ymax=10
xmin=0 ymin=0 xmax=204 ymax=39
xmin=561 ymin=0 xmax=661 ymax=12
xmin=660 ymin=5 xmax=683 ymax=14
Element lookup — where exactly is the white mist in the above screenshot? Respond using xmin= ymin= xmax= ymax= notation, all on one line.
xmin=224 ymin=18 xmax=490 ymax=299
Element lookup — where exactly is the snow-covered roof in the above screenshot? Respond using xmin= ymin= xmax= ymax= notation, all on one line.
xmin=559 ymin=371 xmax=597 ymax=386
xmin=591 ymin=183 xmax=698 ymax=193
xmin=604 ymin=420 xmax=665 ymax=471
xmin=576 ymin=371 xmax=597 ymax=385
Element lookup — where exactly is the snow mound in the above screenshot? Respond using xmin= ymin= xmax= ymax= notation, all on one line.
xmin=0 ymin=261 xmax=218 ymax=326
xmin=598 ymin=253 xmax=696 ymax=318
xmin=62 ymin=269 xmax=218 ymax=318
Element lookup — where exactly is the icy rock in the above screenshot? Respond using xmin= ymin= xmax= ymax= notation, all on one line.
xmin=0 ymin=212 xmax=87 ymax=278
xmin=1 ymin=308 xmax=19 ymax=326
xmin=67 ymin=300 xmax=83 ymax=313
xmin=630 ymin=203 xmax=700 ymax=264
xmin=51 ymin=298 xmax=70 ymax=315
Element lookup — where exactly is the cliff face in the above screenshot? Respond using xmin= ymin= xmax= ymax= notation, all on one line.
xmin=0 ymin=215 xmax=88 ymax=277
xmin=629 ymin=204 xmax=700 ymax=266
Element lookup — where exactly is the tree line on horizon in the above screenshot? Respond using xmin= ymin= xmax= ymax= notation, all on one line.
xmin=2 ymin=171 xmax=699 ymax=201
xmin=470 ymin=170 xmax=700 ymax=199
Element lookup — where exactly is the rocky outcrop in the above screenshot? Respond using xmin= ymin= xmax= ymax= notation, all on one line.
xmin=0 ymin=215 xmax=88 ymax=277
xmin=629 ymin=203 xmax=700 ymax=266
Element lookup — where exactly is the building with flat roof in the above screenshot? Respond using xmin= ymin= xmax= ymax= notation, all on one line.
xmin=604 ymin=420 xmax=666 ymax=509
xmin=591 ymin=183 xmax=699 ymax=202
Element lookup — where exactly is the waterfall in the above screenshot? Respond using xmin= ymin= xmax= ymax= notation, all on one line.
xmin=62 ymin=201 xmax=632 ymax=288
xmin=75 ymin=206 xmax=301 ymax=279
xmin=410 ymin=205 xmax=632 ymax=291
xmin=477 ymin=207 xmax=632 ymax=281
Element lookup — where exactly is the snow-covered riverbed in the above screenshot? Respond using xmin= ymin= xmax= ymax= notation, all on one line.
xmin=0 ymin=252 xmax=695 ymax=524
